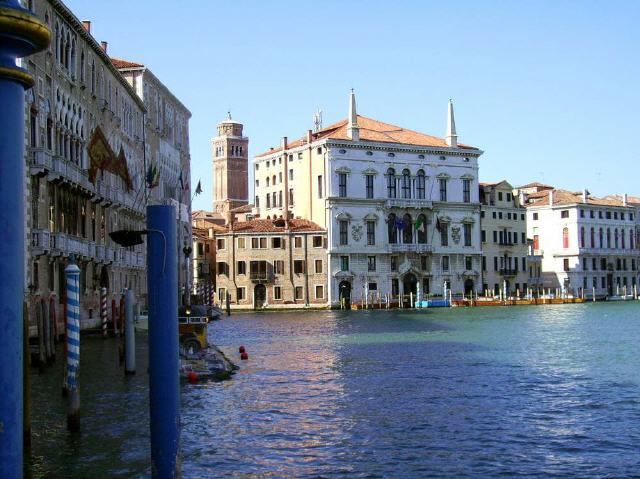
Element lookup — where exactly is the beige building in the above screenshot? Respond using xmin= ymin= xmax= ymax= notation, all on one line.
xmin=112 ymin=57 xmax=192 ymax=298
xmin=214 ymin=219 xmax=328 ymax=309
xmin=479 ymin=181 xmax=529 ymax=296
xmin=23 ymin=1 xmax=148 ymax=324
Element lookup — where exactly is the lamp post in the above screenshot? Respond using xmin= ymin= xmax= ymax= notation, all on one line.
xmin=0 ymin=3 xmax=49 ymax=477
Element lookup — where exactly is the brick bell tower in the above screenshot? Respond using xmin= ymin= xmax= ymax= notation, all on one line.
xmin=212 ymin=112 xmax=249 ymax=213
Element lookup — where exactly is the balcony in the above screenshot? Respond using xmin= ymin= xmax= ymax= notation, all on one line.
xmin=29 ymin=148 xmax=52 ymax=176
xmin=498 ymin=241 xmax=514 ymax=247
xmin=250 ymin=272 xmax=274 ymax=283
xmin=499 ymin=268 xmax=518 ymax=277
xmin=386 ymin=198 xmax=432 ymax=209
xmin=387 ymin=243 xmax=433 ymax=254
xmin=31 ymin=229 xmax=51 ymax=255
xmin=48 ymin=155 xmax=92 ymax=192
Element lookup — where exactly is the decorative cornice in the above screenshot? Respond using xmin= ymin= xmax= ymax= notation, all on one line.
xmin=326 ymin=140 xmax=483 ymax=157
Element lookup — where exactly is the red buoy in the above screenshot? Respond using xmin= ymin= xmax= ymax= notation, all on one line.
xmin=240 ymin=352 xmax=249 ymax=360
xmin=239 ymin=346 xmax=246 ymax=353
xmin=187 ymin=371 xmax=198 ymax=383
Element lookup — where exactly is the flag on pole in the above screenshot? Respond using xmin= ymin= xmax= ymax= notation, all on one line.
xmin=414 ymin=216 xmax=425 ymax=232
xmin=195 ymin=180 xmax=203 ymax=195
xmin=435 ymin=215 xmax=442 ymax=232
xmin=394 ymin=216 xmax=405 ymax=230
xmin=179 ymin=171 xmax=185 ymax=191
xmin=145 ymin=163 xmax=160 ymax=189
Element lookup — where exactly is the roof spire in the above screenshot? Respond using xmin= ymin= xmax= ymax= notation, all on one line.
xmin=347 ymin=89 xmax=359 ymax=141
xmin=445 ymin=98 xmax=457 ymax=147
xmin=227 ymin=110 xmax=232 ymax=120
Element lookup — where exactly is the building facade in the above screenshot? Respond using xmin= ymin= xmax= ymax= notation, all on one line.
xmin=213 ymin=219 xmax=328 ymax=308
xmin=479 ymin=181 xmax=529 ymax=296
xmin=523 ymin=188 xmax=640 ymax=297
xmin=112 ymin=57 xmax=193 ymax=301
xmin=252 ymin=93 xmax=483 ymax=306
xmin=23 ymin=1 xmax=148 ymax=324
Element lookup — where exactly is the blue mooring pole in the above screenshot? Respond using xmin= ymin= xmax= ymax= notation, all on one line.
xmin=147 ymin=205 xmax=180 ymax=478
xmin=0 ymin=3 xmax=49 ymax=478
xmin=65 ymin=260 xmax=81 ymax=432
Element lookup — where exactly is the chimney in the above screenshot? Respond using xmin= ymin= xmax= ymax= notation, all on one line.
xmin=549 ymin=189 xmax=554 ymax=206
xmin=208 ymin=228 xmax=214 ymax=239
xmin=582 ymin=189 xmax=588 ymax=203
xmin=225 ymin=210 xmax=234 ymax=228
xmin=307 ymin=129 xmax=312 ymax=144
xmin=623 ymin=193 xmax=628 ymax=207
xmin=82 ymin=20 xmax=91 ymax=33
xmin=519 ymin=190 xmax=525 ymax=206
xmin=100 ymin=41 xmax=108 ymax=53
xmin=281 ymin=136 xmax=288 ymax=151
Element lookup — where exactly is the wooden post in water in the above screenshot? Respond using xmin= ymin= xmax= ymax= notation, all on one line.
xmin=23 ymin=301 xmax=31 ymax=452
xmin=112 ymin=298 xmax=118 ymax=337
xmin=100 ymin=288 xmax=107 ymax=337
xmin=36 ymin=297 xmax=45 ymax=369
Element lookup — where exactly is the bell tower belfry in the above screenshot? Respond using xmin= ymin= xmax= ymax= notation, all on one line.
xmin=212 ymin=113 xmax=249 ymax=213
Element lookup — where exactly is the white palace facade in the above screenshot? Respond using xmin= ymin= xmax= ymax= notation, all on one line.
xmin=253 ymin=92 xmax=483 ymax=306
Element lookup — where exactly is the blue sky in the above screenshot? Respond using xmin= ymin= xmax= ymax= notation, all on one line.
xmin=65 ymin=0 xmax=640 ymax=211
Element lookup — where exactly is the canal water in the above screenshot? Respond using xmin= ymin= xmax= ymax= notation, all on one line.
xmin=29 ymin=302 xmax=640 ymax=478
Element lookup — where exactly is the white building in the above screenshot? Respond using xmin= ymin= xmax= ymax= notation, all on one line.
xmin=479 ymin=181 xmax=529 ymax=296
xmin=253 ymin=92 xmax=483 ymax=306
xmin=523 ymin=188 xmax=640 ymax=297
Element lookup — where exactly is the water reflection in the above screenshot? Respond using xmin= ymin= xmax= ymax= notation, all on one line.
xmin=30 ymin=304 xmax=640 ymax=478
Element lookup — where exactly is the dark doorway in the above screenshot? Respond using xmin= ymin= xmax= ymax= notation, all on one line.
xmin=464 ymin=279 xmax=474 ymax=296
xmin=254 ymin=284 xmax=266 ymax=308
xmin=403 ymin=273 xmax=417 ymax=296
xmin=339 ymin=281 xmax=352 ymax=309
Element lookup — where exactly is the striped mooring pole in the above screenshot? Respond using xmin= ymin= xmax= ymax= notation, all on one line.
xmin=0 ymin=3 xmax=50 ymax=477
xmin=100 ymin=287 xmax=107 ymax=337
xmin=65 ymin=260 xmax=81 ymax=432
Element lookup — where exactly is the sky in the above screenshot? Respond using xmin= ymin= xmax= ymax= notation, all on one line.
xmin=65 ymin=0 xmax=640 ymax=211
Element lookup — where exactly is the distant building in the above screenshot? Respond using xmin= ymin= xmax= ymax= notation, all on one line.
xmin=213 ymin=218 xmax=328 ymax=308
xmin=522 ymin=188 xmax=640 ymax=297
xmin=479 ymin=181 xmax=529 ymax=296
xmin=112 ymin=57 xmax=193 ymax=300
xmin=212 ymin=114 xmax=249 ymax=214
xmin=252 ymin=92 xmax=483 ymax=305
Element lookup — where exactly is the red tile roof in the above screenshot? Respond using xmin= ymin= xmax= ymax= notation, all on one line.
xmin=110 ymin=57 xmax=145 ymax=69
xmin=224 ymin=218 xmax=324 ymax=234
xmin=517 ymin=181 xmax=554 ymax=189
xmin=255 ymin=114 xmax=478 ymax=157
xmin=230 ymin=204 xmax=254 ymax=213
xmin=525 ymin=189 xmax=637 ymax=208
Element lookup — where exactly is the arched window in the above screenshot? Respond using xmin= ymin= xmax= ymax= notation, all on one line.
xmin=621 ymin=229 xmax=626 ymax=249
xmin=266 ymin=177 xmax=270 ymax=187
xmin=272 ymin=192 xmax=276 ymax=207
xmin=580 ymin=227 xmax=585 ymax=248
xmin=614 ymin=228 xmax=619 ymax=248
xmin=630 ymin=230 xmax=635 ymax=250
xmin=606 ymin=228 xmax=611 ymax=248
xmin=403 ymin=213 xmax=413 ymax=243
xmin=386 ymin=168 xmax=396 ymax=198
xmin=590 ymin=227 xmax=595 ymax=248
xmin=417 ymin=214 xmax=427 ymax=244
xmin=272 ymin=175 xmax=276 ymax=185
xmin=388 ymin=213 xmax=397 ymax=244
xmin=401 ymin=169 xmax=411 ymax=199
xmin=562 ymin=227 xmax=569 ymax=249
xmin=599 ymin=228 xmax=603 ymax=248
xmin=416 ymin=170 xmax=425 ymax=199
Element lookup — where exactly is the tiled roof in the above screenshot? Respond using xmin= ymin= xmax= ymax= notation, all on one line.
xmin=517 ymin=181 xmax=554 ymax=189
xmin=224 ymin=218 xmax=325 ymax=234
xmin=110 ymin=57 xmax=145 ymax=69
xmin=230 ymin=204 xmax=254 ymax=213
xmin=525 ymin=189 xmax=637 ymax=208
xmin=255 ymin=114 xmax=478 ymax=157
